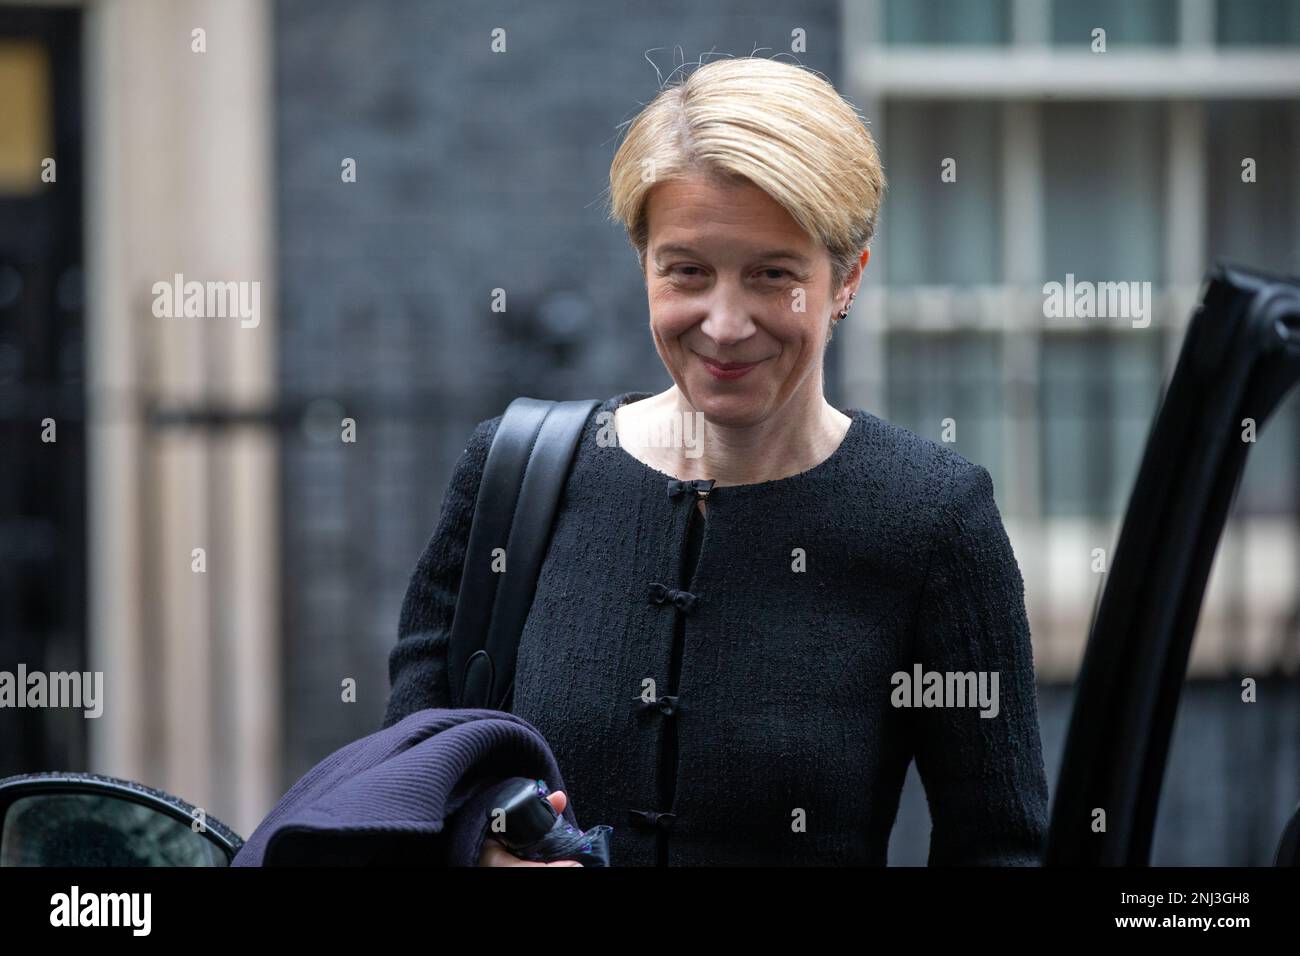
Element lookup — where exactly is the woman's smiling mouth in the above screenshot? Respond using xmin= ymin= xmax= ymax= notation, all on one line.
xmin=696 ymin=351 xmax=766 ymax=380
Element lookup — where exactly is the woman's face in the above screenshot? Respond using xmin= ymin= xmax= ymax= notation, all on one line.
xmin=642 ymin=172 xmax=865 ymax=428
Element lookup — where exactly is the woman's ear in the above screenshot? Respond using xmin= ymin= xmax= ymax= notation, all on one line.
xmin=835 ymin=247 xmax=871 ymax=305
xmin=835 ymin=248 xmax=872 ymax=315
xmin=847 ymin=247 xmax=871 ymax=295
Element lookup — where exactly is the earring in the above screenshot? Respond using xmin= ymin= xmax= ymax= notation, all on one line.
xmin=837 ymin=291 xmax=857 ymax=320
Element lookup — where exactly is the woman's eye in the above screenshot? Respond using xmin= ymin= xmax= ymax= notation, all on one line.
xmin=664 ymin=265 xmax=704 ymax=280
xmin=662 ymin=266 xmax=791 ymax=283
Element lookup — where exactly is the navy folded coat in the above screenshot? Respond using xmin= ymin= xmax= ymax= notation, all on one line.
xmin=232 ymin=708 xmax=579 ymax=866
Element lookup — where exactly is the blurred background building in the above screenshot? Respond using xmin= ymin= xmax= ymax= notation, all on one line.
xmin=0 ymin=0 xmax=1296 ymax=863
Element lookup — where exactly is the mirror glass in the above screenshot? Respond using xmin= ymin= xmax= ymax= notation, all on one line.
xmin=1 ymin=793 xmax=230 ymax=866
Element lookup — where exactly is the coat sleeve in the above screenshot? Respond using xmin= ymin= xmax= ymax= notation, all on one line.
xmin=381 ymin=414 xmax=503 ymax=730
xmin=907 ymin=459 xmax=1050 ymax=865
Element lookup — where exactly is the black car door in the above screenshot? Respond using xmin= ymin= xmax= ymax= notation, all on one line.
xmin=1045 ymin=262 xmax=1300 ymax=866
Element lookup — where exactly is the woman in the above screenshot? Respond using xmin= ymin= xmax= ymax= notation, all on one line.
xmin=383 ymin=56 xmax=1049 ymax=866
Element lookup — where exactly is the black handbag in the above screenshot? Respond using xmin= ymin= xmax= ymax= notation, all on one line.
xmin=446 ymin=397 xmax=601 ymax=711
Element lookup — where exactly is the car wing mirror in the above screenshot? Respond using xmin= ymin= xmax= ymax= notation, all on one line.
xmin=0 ymin=772 xmax=244 ymax=866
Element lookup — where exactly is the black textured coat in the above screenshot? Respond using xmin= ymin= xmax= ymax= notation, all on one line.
xmin=382 ymin=391 xmax=1050 ymax=865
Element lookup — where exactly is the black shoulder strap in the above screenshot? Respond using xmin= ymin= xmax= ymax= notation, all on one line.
xmin=447 ymin=397 xmax=601 ymax=711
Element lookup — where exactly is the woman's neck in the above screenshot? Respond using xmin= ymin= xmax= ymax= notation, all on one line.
xmin=617 ymin=386 xmax=852 ymax=487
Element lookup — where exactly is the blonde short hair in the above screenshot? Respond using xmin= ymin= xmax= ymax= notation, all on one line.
xmin=606 ymin=56 xmax=886 ymax=294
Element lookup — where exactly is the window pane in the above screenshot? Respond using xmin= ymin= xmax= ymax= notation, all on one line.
xmin=1042 ymin=102 xmax=1167 ymax=286
xmin=1204 ymin=102 xmax=1300 ymax=278
xmin=1107 ymin=333 xmax=1165 ymax=515
xmin=1051 ymin=0 xmax=1179 ymax=45
xmin=882 ymin=101 xmax=1003 ymax=286
xmin=885 ymin=0 xmax=1010 ymax=44
xmin=1040 ymin=331 xmax=1164 ymax=517
xmin=0 ymin=40 xmax=52 ymax=196
xmin=1237 ymin=385 xmax=1300 ymax=515
xmin=885 ymin=331 xmax=1005 ymax=492
xmin=1217 ymin=0 xmax=1300 ymax=45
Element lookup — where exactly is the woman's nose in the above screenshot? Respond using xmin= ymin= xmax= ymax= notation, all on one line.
xmin=698 ymin=287 xmax=758 ymax=345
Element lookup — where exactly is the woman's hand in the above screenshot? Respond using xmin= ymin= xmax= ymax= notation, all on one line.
xmin=477 ymin=789 xmax=583 ymax=866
